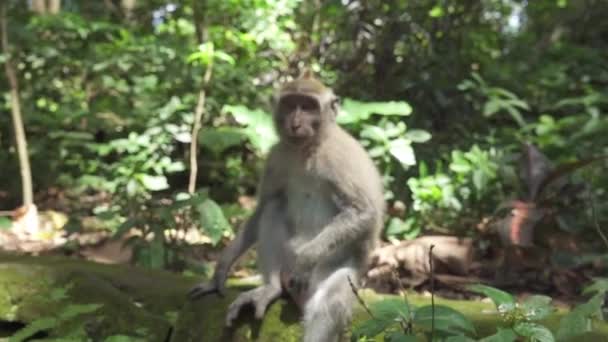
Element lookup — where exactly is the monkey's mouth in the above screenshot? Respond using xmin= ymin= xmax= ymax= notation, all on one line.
xmin=286 ymin=128 xmax=315 ymax=140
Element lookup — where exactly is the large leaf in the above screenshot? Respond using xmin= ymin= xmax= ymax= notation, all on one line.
xmin=403 ymin=129 xmax=432 ymax=143
xmin=583 ymin=278 xmax=608 ymax=295
xmin=195 ymin=198 xmax=232 ymax=245
xmin=352 ymin=298 xmax=412 ymax=340
xmin=389 ymin=139 xmax=416 ymax=167
xmin=413 ymin=305 xmax=476 ymax=336
xmin=467 ymin=284 xmax=515 ymax=309
xmin=199 ymin=127 xmax=246 ymax=154
xmin=339 ymin=99 xmax=412 ymax=124
xmin=556 ymin=291 xmax=604 ymax=340
xmin=223 ymin=105 xmax=277 ymax=154
xmin=139 ymin=174 xmax=169 ymax=191
xmin=513 ymin=322 xmax=554 ymax=342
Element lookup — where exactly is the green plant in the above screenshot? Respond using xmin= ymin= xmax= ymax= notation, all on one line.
xmin=338 ymin=98 xmax=431 ymax=199
xmin=112 ymin=190 xmax=232 ymax=269
xmin=459 ymin=72 xmax=530 ymax=128
xmin=8 ymin=285 xmax=146 ymax=342
xmin=468 ymin=284 xmax=555 ymax=342
xmin=352 ymin=297 xmax=476 ymax=341
xmin=398 ymin=145 xmax=502 ymax=238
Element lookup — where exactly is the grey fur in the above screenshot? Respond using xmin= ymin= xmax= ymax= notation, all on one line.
xmin=189 ymin=78 xmax=384 ymax=342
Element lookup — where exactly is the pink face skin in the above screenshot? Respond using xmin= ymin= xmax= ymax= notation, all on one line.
xmin=275 ymin=94 xmax=323 ymax=143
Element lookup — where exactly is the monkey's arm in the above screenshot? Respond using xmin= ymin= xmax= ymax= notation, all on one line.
xmin=296 ymin=180 xmax=377 ymax=268
xmin=189 ymin=149 xmax=286 ymax=299
xmin=188 ymin=209 xmax=262 ymax=298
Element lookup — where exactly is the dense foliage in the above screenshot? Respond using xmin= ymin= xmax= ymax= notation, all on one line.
xmin=1 ymin=0 xmax=608 ymax=341
xmin=1 ymin=0 xmax=607 ymax=264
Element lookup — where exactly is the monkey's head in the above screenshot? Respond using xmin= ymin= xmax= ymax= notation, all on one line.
xmin=274 ymin=70 xmax=339 ymax=144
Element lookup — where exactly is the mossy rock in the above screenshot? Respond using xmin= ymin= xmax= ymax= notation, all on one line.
xmin=0 ymin=253 xmax=607 ymax=341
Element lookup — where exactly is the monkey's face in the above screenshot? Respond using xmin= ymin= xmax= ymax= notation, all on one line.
xmin=275 ymin=94 xmax=323 ymax=142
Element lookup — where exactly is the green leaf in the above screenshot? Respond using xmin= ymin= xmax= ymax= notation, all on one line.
xmin=483 ymin=99 xmax=502 ymax=116
xmin=199 ymin=127 xmax=246 ymax=154
xmin=521 ymin=295 xmax=554 ymax=321
xmin=196 ymin=198 xmax=232 ymax=245
xmin=384 ymin=332 xmax=418 ymax=342
xmin=340 ymin=99 xmax=412 ymax=124
xmin=214 ymin=50 xmax=236 ymax=65
xmin=446 ymin=335 xmax=476 ymax=342
xmin=556 ymin=311 xmax=590 ymax=341
xmin=223 ymin=105 xmax=277 ymax=154
xmin=361 ymin=125 xmax=388 ymax=142
xmin=140 ymin=174 xmax=169 ymax=191
xmin=352 ymin=298 xmax=412 ymax=340
xmin=0 ymin=217 xmax=11 ymax=230
xmin=556 ymin=291 xmax=604 ymax=340
xmin=9 ymin=317 xmax=58 ymax=342
xmin=385 ymin=217 xmax=420 ymax=240
xmin=582 ymin=278 xmax=608 ymax=295
xmin=403 ymin=129 xmax=432 ymax=143
xmin=479 ymin=328 xmax=517 ymax=342
xmin=370 ymin=298 xmax=412 ymax=320
xmin=389 ymin=139 xmax=416 ymax=167
xmin=413 ymin=305 xmax=476 ymax=335
xmin=467 ymin=284 xmax=515 ymax=309
xmin=513 ymin=322 xmax=554 ymax=342
xmin=429 ymin=5 xmax=444 ymax=17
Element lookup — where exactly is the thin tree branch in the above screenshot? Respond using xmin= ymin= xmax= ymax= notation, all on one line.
xmin=347 ymin=275 xmax=375 ymax=319
xmin=429 ymin=244 xmax=436 ymax=341
xmin=1 ymin=3 xmax=34 ymax=206
xmin=188 ymin=0 xmax=212 ymax=194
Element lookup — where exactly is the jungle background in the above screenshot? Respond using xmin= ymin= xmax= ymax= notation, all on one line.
xmin=1 ymin=0 xmax=608 ymax=341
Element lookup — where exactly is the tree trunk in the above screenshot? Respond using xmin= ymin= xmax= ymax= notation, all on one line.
xmin=121 ymin=0 xmax=136 ymax=20
xmin=30 ymin=0 xmax=46 ymax=14
xmin=1 ymin=3 xmax=34 ymax=207
xmin=48 ymin=0 xmax=61 ymax=14
xmin=30 ymin=0 xmax=61 ymax=14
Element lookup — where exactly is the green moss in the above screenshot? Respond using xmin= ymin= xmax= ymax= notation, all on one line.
xmin=1 ymin=253 xmax=607 ymax=341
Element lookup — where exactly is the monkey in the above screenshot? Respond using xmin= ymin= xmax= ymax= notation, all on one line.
xmin=189 ymin=70 xmax=385 ymax=342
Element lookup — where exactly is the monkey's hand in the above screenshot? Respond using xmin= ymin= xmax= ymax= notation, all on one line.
xmin=188 ymin=274 xmax=226 ymax=299
xmin=281 ymin=251 xmax=314 ymax=306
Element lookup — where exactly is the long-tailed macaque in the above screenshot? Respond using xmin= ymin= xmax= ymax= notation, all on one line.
xmin=189 ymin=70 xmax=385 ymax=342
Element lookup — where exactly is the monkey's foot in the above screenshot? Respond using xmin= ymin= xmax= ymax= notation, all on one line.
xmin=225 ymin=285 xmax=282 ymax=327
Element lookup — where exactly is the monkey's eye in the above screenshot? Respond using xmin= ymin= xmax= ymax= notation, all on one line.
xmin=279 ymin=98 xmax=297 ymax=113
xmin=299 ymin=97 xmax=319 ymax=112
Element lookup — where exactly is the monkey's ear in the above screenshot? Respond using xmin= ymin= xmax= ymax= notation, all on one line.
xmin=330 ymin=96 xmax=341 ymax=117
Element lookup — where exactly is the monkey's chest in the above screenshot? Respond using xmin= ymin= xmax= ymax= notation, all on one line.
xmin=285 ymin=178 xmax=337 ymax=239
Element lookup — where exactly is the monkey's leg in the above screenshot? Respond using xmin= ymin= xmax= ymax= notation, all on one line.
xmin=225 ymin=201 xmax=288 ymax=327
xmin=302 ymin=267 xmax=358 ymax=342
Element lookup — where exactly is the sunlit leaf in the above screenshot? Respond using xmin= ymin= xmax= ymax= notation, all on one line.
xmin=196 ymin=198 xmax=232 ymax=245
xmin=404 ymin=129 xmax=432 ymax=143
xmin=429 ymin=6 xmax=444 ymax=18
xmin=389 ymin=139 xmax=416 ymax=166
xmin=140 ymin=174 xmax=169 ymax=191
